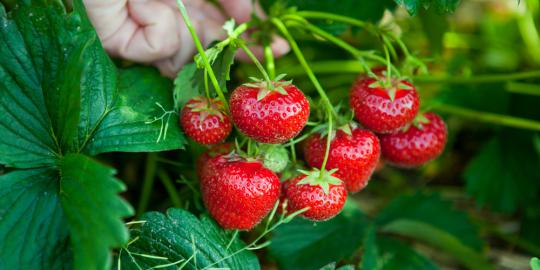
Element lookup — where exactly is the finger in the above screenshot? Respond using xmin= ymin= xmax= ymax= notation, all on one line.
xmin=83 ymin=0 xmax=129 ymax=40
xmin=161 ymin=0 xmax=226 ymax=23
xmin=109 ymin=0 xmax=181 ymax=62
xmin=154 ymin=0 xmax=228 ymax=77
xmin=218 ymin=0 xmax=266 ymax=23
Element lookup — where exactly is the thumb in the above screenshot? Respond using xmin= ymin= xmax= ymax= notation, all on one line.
xmin=218 ymin=0 xmax=266 ymax=23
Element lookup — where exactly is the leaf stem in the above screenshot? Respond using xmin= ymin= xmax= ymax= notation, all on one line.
xmin=264 ymin=41 xmax=276 ymax=79
xmin=137 ymin=153 xmax=158 ymax=217
xmin=279 ymin=60 xmax=540 ymax=84
xmin=294 ymin=11 xmax=376 ymax=35
xmin=434 ymin=104 xmax=540 ymax=131
xmin=238 ymin=41 xmax=272 ymax=86
xmin=321 ymin=108 xmax=332 ymax=171
xmin=415 ymin=70 xmax=540 ymax=84
xmin=281 ymin=15 xmax=392 ymax=73
xmin=271 ymin=18 xmax=337 ymax=119
xmin=290 ymin=141 xmax=297 ymax=163
xmin=175 ymin=0 xmax=228 ymax=109
xmin=272 ymin=18 xmax=338 ymax=173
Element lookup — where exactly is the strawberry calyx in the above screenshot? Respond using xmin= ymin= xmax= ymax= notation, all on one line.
xmin=243 ymin=74 xmax=293 ymax=100
xmin=315 ymin=121 xmax=358 ymax=141
xmin=368 ymin=77 xmax=413 ymax=102
xmin=401 ymin=112 xmax=431 ymax=132
xmin=296 ymin=168 xmax=342 ymax=194
xmin=221 ymin=151 xmax=261 ymax=163
xmin=186 ymin=96 xmax=228 ymax=123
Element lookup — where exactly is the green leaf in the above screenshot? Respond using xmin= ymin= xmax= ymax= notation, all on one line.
xmin=84 ymin=67 xmax=186 ymax=155
xmin=376 ymin=192 xmax=484 ymax=251
xmin=0 ymin=3 xmax=66 ymax=168
xmin=465 ymin=132 xmax=540 ymax=213
xmin=395 ymin=0 xmax=461 ymax=16
xmin=119 ymin=208 xmax=259 ymax=270
xmin=377 ymin=236 xmax=439 ymax=270
xmin=361 ymin=226 xmax=379 ymax=270
xmin=319 ymin=262 xmax=355 ymax=270
xmin=60 ymin=154 xmax=133 ymax=270
xmin=270 ymin=201 xmax=370 ymax=270
xmin=0 ymin=168 xmax=70 ymax=269
xmin=381 ymin=220 xmax=493 ymax=270
xmin=174 ymin=45 xmax=237 ymax=110
xmin=174 ymin=63 xmax=201 ymax=110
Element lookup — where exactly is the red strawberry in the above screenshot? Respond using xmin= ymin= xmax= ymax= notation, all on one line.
xmin=181 ymin=97 xmax=232 ymax=145
xmin=350 ymin=76 xmax=419 ymax=134
xmin=201 ymin=154 xmax=281 ymax=230
xmin=380 ymin=112 xmax=447 ymax=167
xmin=229 ymin=81 xmax=310 ymax=144
xmin=196 ymin=142 xmax=234 ymax=177
xmin=304 ymin=124 xmax=380 ymax=193
xmin=284 ymin=170 xmax=347 ymax=221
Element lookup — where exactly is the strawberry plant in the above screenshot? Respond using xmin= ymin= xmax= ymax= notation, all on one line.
xmin=1 ymin=0 xmax=540 ymax=269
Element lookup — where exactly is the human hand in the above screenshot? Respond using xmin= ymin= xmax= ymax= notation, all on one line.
xmin=83 ymin=0 xmax=290 ymax=77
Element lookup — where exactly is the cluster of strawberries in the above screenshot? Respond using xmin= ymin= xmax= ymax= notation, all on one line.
xmin=180 ymin=70 xmax=447 ymax=230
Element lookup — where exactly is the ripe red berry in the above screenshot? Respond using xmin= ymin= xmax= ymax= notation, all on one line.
xmin=380 ymin=112 xmax=447 ymax=167
xmin=229 ymin=81 xmax=310 ymax=144
xmin=284 ymin=170 xmax=347 ymax=221
xmin=201 ymin=155 xmax=281 ymax=230
xmin=180 ymin=97 xmax=232 ymax=145
xmin=350 ymin=76 xmax=419 ymax=134
xmin=196 ymin=142 xmax=234 ymax=177
xmin=304 ymin=124 xmax=380 ymax=193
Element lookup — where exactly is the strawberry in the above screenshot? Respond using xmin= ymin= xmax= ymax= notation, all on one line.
xmin=350 ymin=76 xmax=419 ymax=134
xmin=196 ymin=142 xmax=234 ymax=177
xmin=180 ymin=97 xmax=232 ymax=145
xmin=303 ymin=124 xmax=380 ymax=193
xmin=380 ymin=112 xmax=447 ymax=168
xmin=284 ymin=170 xmax=347 ymax=221
xmin=201 ymin=154 xmax=281 ymax=230
xmin=229 ymin=80 xmax=310 ymax=144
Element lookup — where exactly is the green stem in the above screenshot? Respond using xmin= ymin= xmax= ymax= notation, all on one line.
xmin=290 ymin=140 xmax=297 ymax=163
xmin=175 ymin=0 xmax=228 ymax=109
xmin=383 ymin=44 xmax=392 ymax=85
xmin=321 ymin=108 xmax=332 ymax=171
xmin=137 ymin=153 xmax=158 ymax=217
xmin=294 ymin=11 xmax=377 ymax=35
xmin=434 ymin=104 xmax=540 ymax=131
xmin=282 ymin=15 xmax=390 ymax=72
xmin=264 ymin=42 xmax=276 ymax=79
xmin=272 ymin=18 xmax=337 ymax=173
xmin=279 ymin=60 xmax=540 ymax=83
xmin=157 ymin=170 xmax=182 ymax=208
xmin=238 ymin=41 xmax=272 ymax=86
xmin=388 ymin=32 xmax=412 ymax=59
xmin=517 ymin=0 xmax=540 ymax=65
xmin=415 ymin=70 xmax=540 ymax=84
xmin=247 ymin=138 xmax=254 ymax=156
xmin=204 ymin=70 xmax=211 ymax=100
xmin=271 ymin=18 xmax=337 ymax=119
xmin=506 ymin=81 xmax=540 ymax=96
